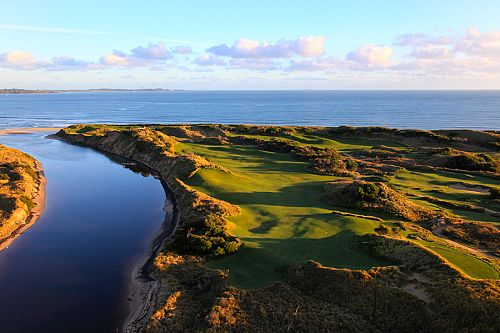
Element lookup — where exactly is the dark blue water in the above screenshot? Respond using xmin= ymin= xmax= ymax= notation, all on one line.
xmin=0 ymin=133 xmax=167 ymax=333
xmin=0 ymin=90 xmax=499 ymax=130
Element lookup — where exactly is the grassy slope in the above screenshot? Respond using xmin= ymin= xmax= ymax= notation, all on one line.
xmin=416 ymin=239 xmax=498 ymax=279
xmin=175 ymin=138 xmax=499 ymax=286
xmin=175 ymin=142 xmax=388 ymax=288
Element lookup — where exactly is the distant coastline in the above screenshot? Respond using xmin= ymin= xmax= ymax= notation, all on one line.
xmin=0 ymin=88 xmax=181 ymax=95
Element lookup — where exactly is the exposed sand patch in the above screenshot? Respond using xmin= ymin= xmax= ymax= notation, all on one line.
xmin=448 ymin=182 xmax=490 ymax=194
xmin=401 ymin=283 xmax=431 ymax=303
xmin=0 ymin=127 xmax=62 ymax=135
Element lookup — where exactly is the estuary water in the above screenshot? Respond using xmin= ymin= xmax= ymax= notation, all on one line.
xmin=0 ymin=132 xmax=168 ymax=333
xmin=0 ymin=90 xmax=499 ymax=130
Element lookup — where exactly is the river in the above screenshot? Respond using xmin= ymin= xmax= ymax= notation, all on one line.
xmin=0 ymin=132 xmax=169 ymax=333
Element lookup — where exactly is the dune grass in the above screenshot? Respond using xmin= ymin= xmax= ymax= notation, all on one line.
xmin=175 ymin=142 xmax=388 ymax=288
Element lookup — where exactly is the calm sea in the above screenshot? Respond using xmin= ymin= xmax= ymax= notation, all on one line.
xmin=0 ymin=90 xmax=499 ymax=130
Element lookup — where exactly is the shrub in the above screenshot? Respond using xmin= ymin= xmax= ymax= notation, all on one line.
xmin=344 ymin=159 xmax=358 ymax=171
xmin=363 ymin=175 xmax=390 ymax=183
xmin=188 ymin=215 xmax=242 ymax=257
xmin=446 ymin=153 xmax=499 ymax=172
xmin=489 ymin=188 xmax=500 ymax=199
xmin=374 ymin=224 xmax=390 ymax=234
xmin=355 ymin=183 xmax=380 ymax=202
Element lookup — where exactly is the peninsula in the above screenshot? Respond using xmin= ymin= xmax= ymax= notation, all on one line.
xmin=0 ymin=144 xmax=46 ymax=251
xmin=56 ymin=124 xmax=500 ymax=332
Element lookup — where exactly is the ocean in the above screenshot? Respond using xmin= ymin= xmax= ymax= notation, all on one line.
xmin=0 ymin=90 xmax=499 ymax=130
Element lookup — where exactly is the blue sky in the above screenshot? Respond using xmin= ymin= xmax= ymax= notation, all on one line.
xmin=1 ymin=1 xmax=500 ymax=89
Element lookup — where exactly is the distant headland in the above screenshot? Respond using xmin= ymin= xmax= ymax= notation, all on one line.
xmin=0 ymin=88 xmax=180 ymax=95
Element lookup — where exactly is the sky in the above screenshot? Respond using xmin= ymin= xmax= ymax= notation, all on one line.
xmin=1 ymin=0 xmax=500 ymax=90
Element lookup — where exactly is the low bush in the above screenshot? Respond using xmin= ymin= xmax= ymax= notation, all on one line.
xmin=446 ymin=153 xmax=499 ymax=172
xmin=188 ymin=215 xmax=242 ymax=257
xmin=355 ymin=183 xmax=380 ymax=202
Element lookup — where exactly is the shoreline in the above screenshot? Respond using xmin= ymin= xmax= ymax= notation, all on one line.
xmin=121 ymin=171 xmax=181 ymax=333
xmin=0 ymin=127 xmax=62 ymax=135
xmin=0 ymin=161 xmax=47 ymax=252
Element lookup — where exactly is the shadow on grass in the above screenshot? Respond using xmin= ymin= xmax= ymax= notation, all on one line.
xmin=189 ymin=175 xmax=331 ymax=209
xmin=206 ymin=230 xmax=391 ymax=289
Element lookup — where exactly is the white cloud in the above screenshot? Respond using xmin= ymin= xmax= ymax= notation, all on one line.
xmin=207 ymin=36 xmax=326 ymax=59
xmin=100 ymin=50 xmax=129 ymax=66
xmin=193 ymin=54 xmax=226 ymax=66
xmin=347 ymin=44 xmax=393 ymax=66
xmin=100 ymin=42 xmax=174 ymax=67
xmin=455 ymin=27 xmax=500 ymax=56
xmin=130 ymin=42 xmax=172 ymax=60
xmin=293 ymin=36 xmax=326 ymax=57
xmin=0 ymin=50 xmax=40 ymax=69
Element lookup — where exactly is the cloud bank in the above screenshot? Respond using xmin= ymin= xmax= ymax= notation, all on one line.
xmin=2 ymin=28 xmax=500 ymax=85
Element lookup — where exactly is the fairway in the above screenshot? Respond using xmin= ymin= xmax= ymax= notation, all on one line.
xmin=176 ymin=142 xmax=388 ymax=288
xmin=175 ymin=140 xmax=499 ymax=287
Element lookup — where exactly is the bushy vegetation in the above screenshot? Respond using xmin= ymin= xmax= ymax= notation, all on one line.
xmin=291 ymin=145 xmax=357 ymax=175
xmin=355 ymin=182 xmax=380 ymax=202
xmin=442 ymin=222 xmax=500 ymax=256
xmin=446 ymin=152 xmax=499 ymax=172
xmin=325 ymin=180 xmax=436 ymax=222
xmin=188 ymin=215 xmax=242 ymax=257
xmin=232 ymin=125 xmax=297 ymax=136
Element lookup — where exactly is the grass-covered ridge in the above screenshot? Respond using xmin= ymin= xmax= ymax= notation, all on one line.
xmin=0 ymin=144 xmax=44 ymax=248
xmin=58 ymin=124 xmax=500 ymax=332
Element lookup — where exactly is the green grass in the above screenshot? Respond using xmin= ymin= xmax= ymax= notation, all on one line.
xmin=175 ymin=140 xmax=499 ymax=286
xmin=176 ymin=142 xmax=388 ymax=288
xmin=416 ymin=240 xmax=499 ymax=280
xmin=391 ymin=169 xmax=500 ymax=224
xmin=62 ymin=125 xmax=500 ymax=286
xmin=224 ymin=131 xmax=407 ymax=152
